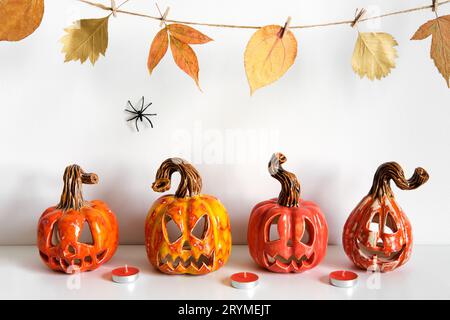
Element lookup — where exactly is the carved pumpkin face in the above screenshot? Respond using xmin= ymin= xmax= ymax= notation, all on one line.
xmin=145 ymin=158 xmax=232 ymax=275
xmin=343 ymin=162 xmax=428 ymax=272
xmin=248 ymin=153 xmax=328 ymax=273
xmin=37 ymin=165 xmax=119 ymax=273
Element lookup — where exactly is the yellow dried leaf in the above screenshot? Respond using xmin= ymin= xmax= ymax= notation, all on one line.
xmin=244 ymin=25 xmax=297 ymax=95
xmin=352 ymin=32 xmax=398 ymax=80
xmin=0 ymin=0 xmax=44 ymax=41
xmin=411 ymin=15 xmax=450 ymax=88
xmin=169 ymin=35 xmax=200 ymax=89
xmin=167 ymin=24 xmax=213 ymax=44
xmin=147 ymin=28 xmax=169 ymax=74
xmin=61 ymin=17 xmax=109 ymax=65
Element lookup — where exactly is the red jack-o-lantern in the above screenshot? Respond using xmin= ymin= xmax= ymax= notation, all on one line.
xmin=37 ymin=165 xmax=119 ymax=273
xmin=248 ymin=153 xmax=328 ymax=273
xmin=343 ymin=162 xmax=429 ymax=272
xmin=145 ymin=158 xmax=232 ymax=275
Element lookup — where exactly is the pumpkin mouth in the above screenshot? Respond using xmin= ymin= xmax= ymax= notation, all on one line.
xmin=357 ymin=241 xmax=406 ymax=262
xmin=264 ymin=252 xmax=315 ymax=269
xmin=158 ymin=251 xmax=215 ymax=270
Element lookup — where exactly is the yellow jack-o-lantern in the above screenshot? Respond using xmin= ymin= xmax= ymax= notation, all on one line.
xmin=145 ymin=158 xmax=232 ymax=275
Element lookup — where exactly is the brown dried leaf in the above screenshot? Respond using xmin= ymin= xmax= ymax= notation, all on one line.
xmin=167 ymin=24 xmax=213 ymax=44
xmin=0 ymin=0 xmax=44 ymax=41
xmin=147 ymin=28 xmax=169 ymax=74
xmin=169 ymin=35 xmax=200 ymax=89
xmin=411 ymin=15 xmax=450 ymax=87
xmin=244 ymin=25 xmax=297 ymax=95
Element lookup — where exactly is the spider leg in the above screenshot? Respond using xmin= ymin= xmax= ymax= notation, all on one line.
xmin=142 ymin=113 xmax=157 ymax=116
xmin=127 ymin=115 xmax=139 ymax=122
xmin=127 ymin=100 xmax=139 ymax=113
xmin=142 ymin=102 xmax=152 ymax=113
xmin=143 ymin=115 xmax=154 ymax=128
xmin=125 ymin=109 xmax=137 ymax=114
xmin=140 ymin=96 xmax=145 ymax=111
xmin=135 ymin=118 xmax=140 ymax=132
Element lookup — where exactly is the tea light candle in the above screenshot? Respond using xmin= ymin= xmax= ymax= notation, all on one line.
xmin=230 ymin=272 xmax=259 ymax=289
xmin=112 ymin=265 xmax=139 ymax=283
xmin=329 ymin=270 xmax=358 ymax=288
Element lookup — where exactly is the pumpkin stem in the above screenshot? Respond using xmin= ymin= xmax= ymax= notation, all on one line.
xmin=268 ymin=153 xmax=300 ymax=207
xmin=368 ymin=162 xmax=429 ymax=199
xmin=152 ymin=158 xmax=202 ymax=198
xmin=56 ymin=165 xmax=99 ymax=211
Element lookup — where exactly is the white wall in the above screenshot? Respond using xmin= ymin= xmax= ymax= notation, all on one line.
xmin=1 ymin=0 xmax=449 ymax=245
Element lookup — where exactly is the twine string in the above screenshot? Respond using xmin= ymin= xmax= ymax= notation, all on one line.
xmin=77 ymin=0 xmax=449 ymax=29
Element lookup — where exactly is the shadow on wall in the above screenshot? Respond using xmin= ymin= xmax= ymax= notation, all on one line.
xmin=0 ymin=171 xmax=57 ymax=245
xmin=94 ymin=165 xmax=153 ymax=245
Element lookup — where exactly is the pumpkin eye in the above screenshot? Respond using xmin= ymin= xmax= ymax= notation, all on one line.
xmin=164 ymin=215 xmax=182 ymax=243
xmin=370 ymin=213 xmax=398 ymax=234
xmin=300 ymin=218 xmax=314 ymax=246
xmin=79 ymin=221 xmax=94 ymax=245
xmin=191 ymin=215 xmax=209 ymax=240
xmin=268 ymin=215 xmax=281 ymax=242
xmin=51 ymin=223 xmax=60 ymax=246
xmin=384 ymin=213 xmax=398 ymax=234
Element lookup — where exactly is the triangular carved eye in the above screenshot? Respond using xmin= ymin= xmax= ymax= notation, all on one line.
xmin=384 ymin=212 xmax=398 ymax=234
xmin=300 ymin=219 xmax=314 ymax=246
xmin=79 ymin=221 xmax=94 ymax=245
xmin=191 ymin=215 xmax=209 ymax=240
xmin=51 ymin=223 xmax=60 ymax=246
xmin=370 ymin=212 xmax=398 ymax=234
xmin=268 ymin=215 xmax=280 ymax=242
xmin=165 ymin=215 xmax=182 ymax=243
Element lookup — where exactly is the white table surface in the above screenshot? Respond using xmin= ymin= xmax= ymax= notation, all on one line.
xmin=1 ymin=245 xmax=448 ymax=299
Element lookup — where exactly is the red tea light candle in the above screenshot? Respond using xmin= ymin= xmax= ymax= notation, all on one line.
xmin=112 ymin=265 xmax=140 ymax=283
xmin=329 ymin=270 xmax=358 ymax=288
xmin=230 ymin=272 xmax=259 ymax=289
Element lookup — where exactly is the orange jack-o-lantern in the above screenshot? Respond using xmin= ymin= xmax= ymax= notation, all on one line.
xmin=145 ymin=158 xmax=232 ymax=275
xmin=37 ymin=165 xmax=119 ymax=273
xmin=248 ymin=153 xmax=328 ymax=273
xmin=343 ymin=162 xmax=429 ymax=272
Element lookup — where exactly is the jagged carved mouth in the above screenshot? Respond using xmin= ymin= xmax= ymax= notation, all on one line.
xmin=159 ymin=251 xmax=215 ymax=270
xmin=357 ymin=242 xmax=405 ymax=262
xmin=264 ymin=252 xmax=315 ymax=268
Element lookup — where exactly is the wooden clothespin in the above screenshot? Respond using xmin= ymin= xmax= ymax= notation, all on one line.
xmin=111 ymin=0 xmax=117 ymax=17
xmin=432 ymin=0 xmax=438 ymax=12
xmin=279 ymin=16 xmax=292 ymax=38
xmin=156 ymin=4 xmax=170 ymax=27
xmin=351 ymin=8 xmax=366 ymax=28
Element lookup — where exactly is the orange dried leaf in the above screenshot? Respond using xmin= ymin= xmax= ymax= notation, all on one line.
xmin=169 ymin=35 xmax=201 ymax=89
xmin=0 ymin=0 xmax=45 ymax=41
xmin=411 ymin=15 xmax=450 ymax=87
xmin=148 ymin=28 xmax=169 ymax=74
xmin=244 ymin=25 xmax=298 ymax=95
xmin=167 ymin=24 xmax=212 ymax=44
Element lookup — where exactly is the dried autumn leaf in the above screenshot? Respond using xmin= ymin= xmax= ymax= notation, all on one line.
xmin=148 ymin=28 xmax=169 ymax=74
xmin=0 ymin=0 xmax=44 ymax=41
xmin=244 ymin=25 xmax=297 ymax=95
xmin=169 ymin=35 xmax=200 ymax=88
xmin=167 ymin=24 xmax=213 ymax=44
xmin=352 ymin=32 xmax=398 ymax=80
xmin=411 ymin=15 xmax=450 ymax=88
xmin=61 ymin=17 xmax=109 ymax=65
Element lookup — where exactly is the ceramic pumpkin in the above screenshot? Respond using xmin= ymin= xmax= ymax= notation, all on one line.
xmin=145 ymin=158 xmax=232 ymax=275
xmin=343 ymin=162 xmax=429 ymax=272
xmin=37 ymin=165 xmax=119 ymax=273
xmin=248 ymin=153 xmax=328 ymax=273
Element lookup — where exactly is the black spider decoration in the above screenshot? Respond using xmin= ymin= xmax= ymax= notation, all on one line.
xmin=125 ymin=96 xmax=157 ymax=132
